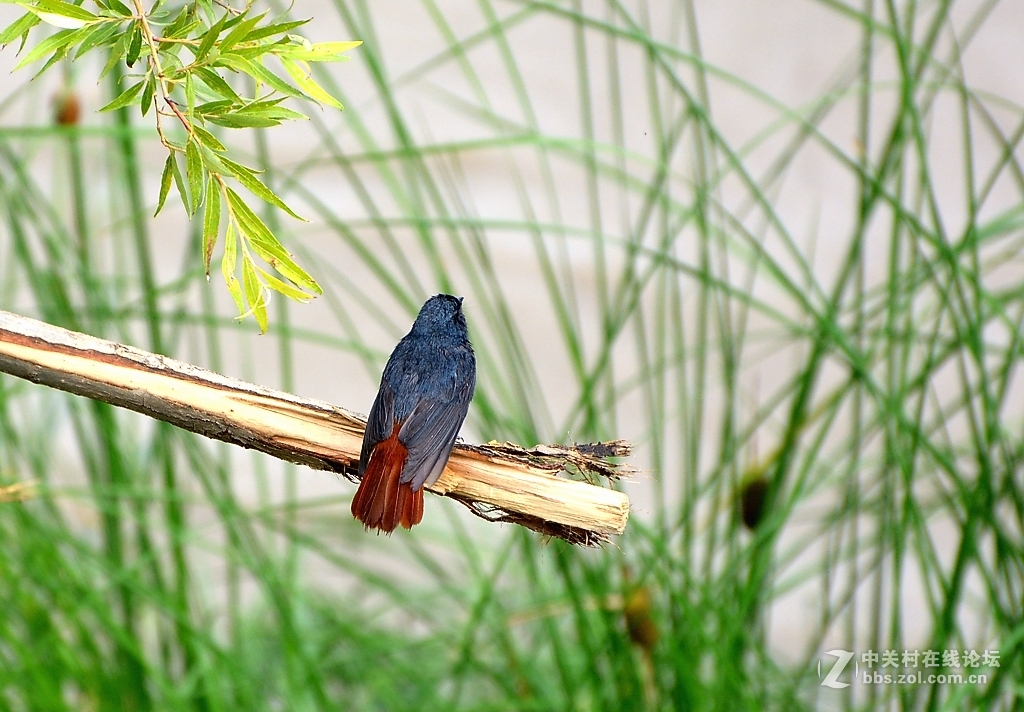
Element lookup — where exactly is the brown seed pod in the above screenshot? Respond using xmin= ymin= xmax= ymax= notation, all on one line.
xmin=54 ymin=91 xmax=81 ymax=126
xmin=739 ymin=476 xmax=770 ymax=530
xmin=623 ymin=585 xmax=658 ymax=652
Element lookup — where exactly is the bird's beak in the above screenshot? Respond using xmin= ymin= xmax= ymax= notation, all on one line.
xmin=457 ymin=296 xmax=464 ymax=307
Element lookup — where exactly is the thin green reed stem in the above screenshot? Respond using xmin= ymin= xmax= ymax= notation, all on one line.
xmin=844 ymin=5 xmax=873 ymax=706
xmin=603 ymin=1 xmax=631 ymax=467
xmin=571 ymin=0 xmax=608 ymax=439
xmin=65 ymin=134 xmax=92 ymax=314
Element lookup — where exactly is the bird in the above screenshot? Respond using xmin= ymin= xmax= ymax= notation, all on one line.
xmin=351 ymin=294 xmax=476 ymax=533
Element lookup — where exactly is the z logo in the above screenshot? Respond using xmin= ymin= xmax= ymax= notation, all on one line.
xmin=819 ymin=650 xmax=856 ymax=689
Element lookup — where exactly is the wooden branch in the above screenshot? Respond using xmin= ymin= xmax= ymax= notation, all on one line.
xmin=0 ymin=310 xmax=630 ymax=544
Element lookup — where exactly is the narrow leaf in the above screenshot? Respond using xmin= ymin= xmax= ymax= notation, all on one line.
xmin=242 ymin=256 xmax=268 ymax=332
xmin=278 ymin=39 xmax=361 ymax=62
xmin=202 ymin=176 xmax=220 ymax=275
xmin=220 ymin=155 xmax=303 ymax=220
xmin=221 ymin=222 xmax=245 ymax=313
xmin=216 ymin=54 xmax=302 ymax=99
xmin=219 ymin=11 xmax=264 ymax=53
xmin=14 ymin=26 xmax=75 ymax=68
xmin=205 ymin=113 xmax=280 ymax=129
xmin=32 ymin=43 xmax=70 ymax=77
xmin=235 ymin=99 xmax=305 ymax=121
xmin=185 ymin=138 xmax=203 ymax=214
xmin=0 ymin=12 xmax=39 ymax=47
xmin=99 ymin=29 xmax=126 ymax=78
xmin=99 ymin=0 xmax=132 ymax=16
xmin=256 ymin=265 xmax=312 ymax=302
xmin=196 ymin=142 xmax=229 ymax=174
xmin=194 ymin=66 xmax=240 ymax=102
xmin=170 ymin=150 xmax=191 ymax=215
xmin=280 ymin=56 xmax=343 ymax=110
xmin=194 ymin=99 xmax=233 ymax=116
xmin=97 ymin=80 xmax=143 ymax=112
xmin=140 ymin=73 xmax=155 ymax=116
xmin=224 ymin=187 xmax=275 ymax=244
xmin=192 ymin=124 xmax=225 ymax=152
xmin=185 ymin=70 xmax=195 ymax=115
xmin=225 ymin=187 xmax=318 ymax=293
xmin=31 ymin=0 xmax=99 ymax=20
xmin=155 ymin=153 xmax=174 ymax=216
xmin=18 ymin=0 xmax=98 ymax=29
xmin=163 ymin=7 xmax=192 ymax=38
xmin=242 ymin=18 xmax=307 ymax=43
xmin=30 ymin=12 xmax=88 ymax=28
xmin=125 ymin=22 xmax=142 ymax=66
xmin=74 ymin=20 xmax=119 ymax=59
xmin=194 ymin=12 xmax=226 ymax=62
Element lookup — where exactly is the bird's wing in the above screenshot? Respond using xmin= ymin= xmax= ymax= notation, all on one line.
xmin=397 ymin=384 xmax=473 ymax=490
xmin=359 ymin=383 xmax=396 ymax=475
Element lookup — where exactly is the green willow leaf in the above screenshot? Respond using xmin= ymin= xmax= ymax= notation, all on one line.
xmin=216 ymin=54 xmax=302 ymax=99
xmin=224 ymin=187 xmax=271 ymax=240
xmin=99 ymin=0 xmax=132 ymax=17
xmin=0 ymin=12 xmax=39 ymax=47
xmin=220 ymin=222 xmax=244 ymax=314
xmin=196 ymin=142 xmax=229 ymax=174
xmin=98 ymin=29 xmax=126 ymax=78
xmin=278 ymin=39 xmax=361 ymax=63
xmin=154 ymin=154 xmax=175 ymax=217
xmin=14 ymin=26 xmax=75 ymax=68
xmin=242 ymin=18 xmax=307 ymax=43
xmin=31 ymin=0 xmax=99 ymax=18
xmin=279 ymin=56 xmax=342 ymax=110
xmin=140 ymin=73 xmax=155 ymax=116
xmin=184 ymin=70 xmax=195 ymax=114
xmin=29 ymin=24 xmax=93 ymax=76
xmin=220 ymin=155 xmax=303 ymax=220
xmin=219 ymin=11 xmax=264 ymax=53
xmin=18 ymin=0 xmax=99 ymax=29
xmin=193 ymin=66 xmax=240 ymax=102
xmin=225 ymin=187 xmax=320 ymax=294
xmin=169 ymin=150 xmax=191 ymax=216
xmin=192 ymin=124 xmax=225 ymax=152
xmin=193 ymin=12 xmax=227 ymax=63
xmin=241 ymin=256 xmax=268 ymax=332
xmin=162 ymin=7 xmax=193 ymax=38
xmin=194 ymin=99 xmax=233 ymax=116
xmin=256 ymin=265 xmax=312 ymax=302
xmin=125 ymin=21 xmax=142 ymax=65
xmin=202 ymin=176 xmax=220 ymax=275
xmin=97 ymin=79 xmax=144 ymax=111
xmin=205 ymin=112 xmax=279 ymax=129
xmin=185 ymin=139 xmax=203 ymax=215
xmin=236 ymin=99 xmax=305 ymax=121
xmin=74 ymin=20 xmax=120 ymax=59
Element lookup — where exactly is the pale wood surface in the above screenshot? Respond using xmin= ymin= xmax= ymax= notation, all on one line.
xmin=0 ymin=310 xmax=630 ymax=543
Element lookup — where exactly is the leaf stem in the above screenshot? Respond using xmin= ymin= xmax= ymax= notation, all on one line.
xmin=131 ymin=0 xmax=193 ymax=145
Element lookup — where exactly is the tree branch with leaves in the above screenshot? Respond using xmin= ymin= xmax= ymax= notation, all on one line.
xmin=0 ymin=0 xmax=360 ymax=331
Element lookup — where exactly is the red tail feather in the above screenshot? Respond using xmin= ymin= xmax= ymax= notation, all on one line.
xmin=351 ymin=426 xmax=424 ymax=532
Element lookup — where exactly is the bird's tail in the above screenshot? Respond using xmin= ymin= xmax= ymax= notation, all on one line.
xmin=351 ymin=429 xmax=424 ymax=532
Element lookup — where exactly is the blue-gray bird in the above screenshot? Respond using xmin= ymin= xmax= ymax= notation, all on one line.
xmin=351 ymin=294 xmax=476 ymax=532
